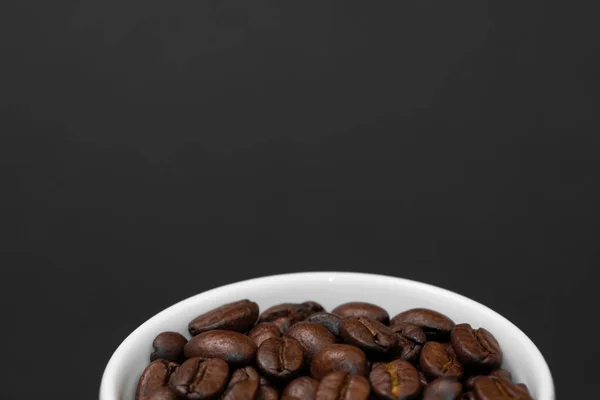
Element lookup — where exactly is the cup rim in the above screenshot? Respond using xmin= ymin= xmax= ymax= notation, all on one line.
xmin=99 ymin=271 xmax=555 ymax=400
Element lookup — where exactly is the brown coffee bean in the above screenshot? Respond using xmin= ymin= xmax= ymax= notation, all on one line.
xmin=221 ymin=378 xmax=260 ymax=400
xmin=283 ymin=376 xmax=320 ymax=400
xmin=284 ymin=321 xmax=338 ymax=361
xmin=389 ymin=322 xmax=426 ymax=363
xmin=316 ymin=371 xmax=371 ymax=400
xmin=332 ymin=302 xmax=390 ymax=324
xmin=257 ymin=375 xmax=279 ymax=400
xmin=229 ymin=365 xmax=260 ymax=385
xmin=420 ymin=342 xmax=464 ymax=380
xmin=169 ymin=357 xmax=229 ymax=400
xmin=390 ymin=309 xmax=455 ymax=341
xmin=256 ymin=336 xmax=304 ymax=381
xmin=490 ymin=369 xmax=512 ymax=381
xmin=188 ymin=299 xmax=259 ymax=336
xmin=306 ymin=312 xmax=344 ymax=336
xmin=136 ymin=359 xmax=179 ymax=400
xmin=422 ymin=378 xmax=462 ymax=400
xmin=184 ymin=330 xmax=257 ymax=366
xmin=339 ymin=317 xmax=398 ymax=358
xmin=472 ymin=376 xmax=533 ymax=400
xmin=248 ymin=323 xmax=282 ymax=347
xmin=369 ymin=359 xmax=421 ymax=400
xmin=259 ymin=302 xmax=325 ymax=325
xmin=450 ymin=324 xmax=502 ymax=372
xmin=310 ymin=344 xmax=369 ymax=380
xmin=150 ymin=332 xmax=188 ymax=363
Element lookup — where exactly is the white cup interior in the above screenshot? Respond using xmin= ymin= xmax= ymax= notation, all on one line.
xmin=99 ymin=272 xmax=554 ymax=400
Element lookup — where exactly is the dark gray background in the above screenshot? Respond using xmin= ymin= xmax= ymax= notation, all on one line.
xmin=1 ymin=1 xmax=598 ymax=398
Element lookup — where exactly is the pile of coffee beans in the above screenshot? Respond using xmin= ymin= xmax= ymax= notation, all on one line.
xmin=136 ymin=300 xmax=533 ymax=400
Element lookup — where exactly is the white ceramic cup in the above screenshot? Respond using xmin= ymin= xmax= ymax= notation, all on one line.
xmin=99 ymin=272 xmax=555 ymax=400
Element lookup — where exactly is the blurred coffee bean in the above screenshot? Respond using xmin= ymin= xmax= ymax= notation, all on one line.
xmin=390 ymin=309 xmax=454 ymax=341
xmin=282 ymin=376 xmax=320 ymax=400
xmin=184 ymin=330 xmax=257 ymax=366
xmin=332 ymin=302 xmax=389 ymax=324
xmin=422 ymin=378 xmax=462 ymax=400
xmin=188 ymin=299 xmax=259 ymax=336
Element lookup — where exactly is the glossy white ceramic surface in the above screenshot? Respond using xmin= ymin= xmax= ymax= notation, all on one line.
xmin=100 ymin=272 xmax=554 ymax=400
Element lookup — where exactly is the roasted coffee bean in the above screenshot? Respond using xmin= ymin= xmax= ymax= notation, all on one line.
xmin=390 ymin=309 xmax=455 ymax=341
xmin=389 ymin=322 xmax=426 ymax=363
xmin=422 ymin=378 xmax=462 ymax=400
xmin=339 ymin=317 xmax=398 ymax=358
xmin=332 ymin=302 xmax=390 ymax=324
xmin=282 ymin=376 xmax=320 ymax=400
xmin=420 ymin=342 xmax=464 ymax=380
xmin=369 ymin=359 xmax=421 ymax=400
xmin=306 ymin=312 xmax=343 ymax=336
xmin=150 ymin=332 xmax=188 ymax=363
xmin=316 ymin=371 xmax=371 ymax=400
xmin=285 ymin=321 xmax=338 ymax=361
xmin=472 ymin=376 xmax=533 ymax=400
xmin=256 ymin=336 xmax=304 ymax=381
xmin=257 ymin=376 xmax=279 ymax=400
xmin=169 ymin=357 xmax=229 ymax=400
xmin=229 ymin=365 xmax=260 ymax=385
xmin=490 ymin=369 xmax=512 ymax=381
xmin=450 ymin=324 xmax=502 ymax=372
xmin=248 ymin=323 xmax=282 ymax=347
xmin=311 ymin=344 xmax=369 ymax=380
xmin=188 ymin=299 xmax=259 ymax=336
xmin=184 ymin=330 xmax=257 ymax=366
xmin=221 ymin=378 xmax=260 ymax=400
xmin=136 ymin=359 xmax=179 ymax=400
xmin=259 ymin=302 xmax=325 ymax=325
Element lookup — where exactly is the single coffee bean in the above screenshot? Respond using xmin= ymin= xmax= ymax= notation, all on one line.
xmin=188 ymin=299 xmax=259 ymax=336
xmin=332 ymin=302 xmax=390 ymax=324
xmin=229 ymin=365 xmax=260 ymax=385
xmin=390 ymin=309 xmax=455 ymax=341
xmin=490 ymin=369 xmax=512 ymax=381
xmin=422 ymin=378 xmax=462 ymax=400
xmin=306 ymin=312 xmax=344 ymax=336
xmin=169 ymin=357 xmax=229 ymax=400
xmin=150 ymin=332 xmax=188 ymax=363
xmin=283 ymin=376 xmax=320 ymax=400
xmin=339 ymin=317 xmax=398 ymax=358
xmin=221 ymin=378 xmax=260 ymax=400
xmin=369 ymin=359 xmax=421 ymax=400
xmin=420 ymin=342 xmax=464 ymax=380
xmin=316 ymin=371 xmax=371 ymax=400
xmin=472 ymin=376 xmax=533 ymax=400
xmin=184 ymin=330 xmax=257 ymax=366
xmin=450 ymin=324 xmax=502 ymax=372
xmin=285 ymin=321 xmax=338 ymax=361
xmin=259 ymin=301 xmax=325 ymax=325
xmin=311 ymin=344 xmax=369 ymax=380
xmin=256 ymin=336 xmax=304 ymax=381
xmin=136 ymin=359 xmax=179 ymax=400
xmin=389 ymin=322 xmax=426 ymax=363
xmin=257 ymin=375 xmax=279 ymax=400
xmin=248 ymin=323 xmax=282 ymax=347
